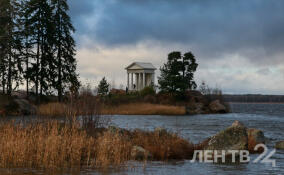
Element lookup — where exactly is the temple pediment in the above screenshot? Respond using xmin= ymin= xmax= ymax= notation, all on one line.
xmin=126 ymin=62 xmax=156 ymax=70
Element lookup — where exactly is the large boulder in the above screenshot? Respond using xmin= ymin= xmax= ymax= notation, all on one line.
xmin=209 ymin=100 xmax=227 ymax=113
xmin=247 ymin=129 xmax=265 ymax=153
xmin=131 ymin=146 xmax=152 ymax=161
xmin=186 ymin=103 xmax=205 ymax=115
xmin=13 ymin=99 xmax=37 ymax=115
xmin=205 ymin=121 xmax=248 ymax=151
xmin=198 ymin=121 xmax=248 ymax=162
xmin=275 ymin=141 xmax=284 ymax=150
xmin=201 ymin=121 xmax=248 ymax=161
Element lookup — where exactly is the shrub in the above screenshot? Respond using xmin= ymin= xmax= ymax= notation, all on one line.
xmin=143 ymin=95 xmax=157 ymax=103
xmin=157 ymin=92 xmax=176 ymax=105
xmin=140 ymin=86 xmax=156 ymax=97
xmin=198 ymin=81 xmax=229 ymax=109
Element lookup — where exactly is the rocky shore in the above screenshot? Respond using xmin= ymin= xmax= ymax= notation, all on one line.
xmin=1 ymin=90 xmax=230 ymax=116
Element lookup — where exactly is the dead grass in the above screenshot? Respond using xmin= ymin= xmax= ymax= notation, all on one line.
xmin=0 ymin=120 xmax=194 ymax=169
xmin=101 ymin=103 xmax=186 ymax=115
xmin=0 ymin=121 xmax=95 ymax=169
xmin=38 ymin=102 xmax=68 ymax=117
xmin=94 ymin=131 xmax=132 ymax=167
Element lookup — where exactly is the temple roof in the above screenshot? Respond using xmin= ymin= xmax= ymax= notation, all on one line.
xmin=125 ymin=62 xmax=156 ymax=70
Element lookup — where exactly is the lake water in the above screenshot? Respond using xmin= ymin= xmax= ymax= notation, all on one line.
xmin=1 ymin=103 xmax=284 ymax=175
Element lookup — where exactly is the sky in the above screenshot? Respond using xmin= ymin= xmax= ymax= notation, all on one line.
xmin=68 ymin=0 xmax=284 ymax=95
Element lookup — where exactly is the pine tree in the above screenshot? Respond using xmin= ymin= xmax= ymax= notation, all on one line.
xmin=0 ymin=0 xmax=9 ymax=93
xmin=0 ymin=0 xmax=80 ymax=99
xmin=19 ymin=0 xmax=34 ymax=97
xmin=98 ymin=77 xmax=109 ymax=96
xmin=0 ymin=0 xmax=24 ymax=95
xmin=158 ymin=51 xmax=198 ymax=96
xmin=25 ymin=0 xmax=55 ymax=98
xmin=182 ymin=52 xmax=198 ymax=90
xmin=51 ymin=0 xmax=80 ymax=101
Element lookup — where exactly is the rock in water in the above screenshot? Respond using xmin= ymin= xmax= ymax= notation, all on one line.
xmin=201 ymin=121 xmax=248 ymax=162
xmin=247 ymin=128 xmax=265 ymax=153
xmin=131 ymin=146 xmax=152 ymax=161
xmin=186 ymin=103 xmax=205 ymax=115
xmin=231 ymin=120 xmax=245 ymax=128
xmin=275 ymin=141 xmax=284 ymax=150
xmin=209 ymin=100 xmax=227 ymax=113
xmin=205 ymin=121 xmax=248 ymax=151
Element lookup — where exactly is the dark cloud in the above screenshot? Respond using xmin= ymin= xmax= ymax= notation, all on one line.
xmin=68 ymin=0 xmax=96 ymax=46
xmin=70 ymin=0 xmax=284 ymax=65
xmin=69 ymin=0 xmax=94 ymax=17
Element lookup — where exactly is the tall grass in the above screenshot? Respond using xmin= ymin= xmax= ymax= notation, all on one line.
xmin=94 ymin=131 xmax=132 ymax=167
xmin=37 ymin=85 xmax=107 ymax=130
xmin=38 ymin=102 xmax=68 ymax=117
xmin=101 ymin=103 xmax=186 ymax=115
xmin=0 ymin=120 xmax=95 ymax=169
xmin=0 ymin=120 xmax=194 ymax=169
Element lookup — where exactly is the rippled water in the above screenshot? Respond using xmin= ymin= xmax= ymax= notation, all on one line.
xmin=1 ymin=103 xmax=284 ymax=175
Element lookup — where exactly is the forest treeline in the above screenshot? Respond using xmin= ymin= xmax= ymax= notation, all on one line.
xmin=223 ymin=94 xmax=284 ymax=103
xmin=0 ymin=0 xmax=79 ymax=101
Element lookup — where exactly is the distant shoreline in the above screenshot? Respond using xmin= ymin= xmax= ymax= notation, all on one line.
xmin=228 ymin=102 xmax=284 ymax=104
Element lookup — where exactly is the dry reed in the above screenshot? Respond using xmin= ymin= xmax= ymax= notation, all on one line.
xmin=0 ymin=120 xmax=194 ymax=169
xmin=0 ymin=121 xmax=95 ymax=169
xmin=101 ymin=103 xmax=186 ymax=115
xmin=38 ymin=102 xmax=68 ymax=117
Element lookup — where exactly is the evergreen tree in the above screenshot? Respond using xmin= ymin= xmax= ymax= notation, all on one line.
xmin=51 ymin=0 xmax=80 ymax=101
xmin=18 ymin=0 xmax=34 ymax=97
xmin=0 ymin=0 xmax=9 ymax=93
xmin=158 ymin=51 xmax=198 ymax=96
xmin=0 ymin=0 xmax=80 ymax=99
xmin=97 ymin=77 xmax=109 ymax=96
xmin=0 ymin=0 xmax=24 ymax=95
xmin=182 ymin=52 xmax=198 ymax=90
xmin=25 ymin=0 xmax=55 ymax=98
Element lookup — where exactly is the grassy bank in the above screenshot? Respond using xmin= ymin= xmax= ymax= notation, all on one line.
xmin=101 ymin=103 xmax=186 ymax=115
xmin=37 ymin=102 xmax=186 ymax=116
xmin=0 ymin=120 xmax=194 ymax=169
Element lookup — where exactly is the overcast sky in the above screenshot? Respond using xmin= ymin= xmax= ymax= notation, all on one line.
xmin=68 ymin=0 xmax=284 ymax=94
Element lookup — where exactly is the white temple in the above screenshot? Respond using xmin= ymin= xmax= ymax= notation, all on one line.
xmin=125 ymin=62 xmax=156 ymax=91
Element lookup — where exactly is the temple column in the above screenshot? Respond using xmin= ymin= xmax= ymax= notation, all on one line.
xmin=152 ymin=73 xmax=155 ymax=85
xmin=127 ymin=73 xmax=129 ymax=89
xmin=135 ymin=73 xmax=138 ymax=90
xmin=131 ymin=73 xmax=133 ymax=90
xmin=138 ymin=73 xmax=141 ymax=90
xmin=143 ymin=72 xmax=145 ymax=89
xmin=137 ymin=73 xmax=139 ymax=90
